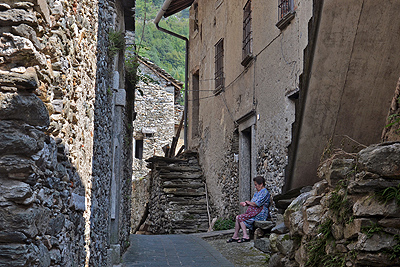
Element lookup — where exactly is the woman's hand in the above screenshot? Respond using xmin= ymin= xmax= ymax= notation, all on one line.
xmin=240 ymin=202 xmax=247 ymax=207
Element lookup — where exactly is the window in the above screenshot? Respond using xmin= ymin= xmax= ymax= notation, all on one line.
xmin=135 ymin=139 xmax=143 ymax=159
xmin=242 ymin=0 xmax=253 ymax=66
xmin=214 ymin=39 xmax=224 ymax=94
xmin=276 ymin=0 xmax=295 ymax=30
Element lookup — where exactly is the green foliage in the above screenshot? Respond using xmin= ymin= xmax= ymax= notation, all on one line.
xmin=108 ymin=29 xmax=125 ymax=56
xmin=385 ymin=96 xmax=400 ymax=134
xmin=213 ymin=218 xmax=235 ymax=231
xmin=328 ymin=180 xmax=353 ymax=224
xmin=306 ymin=219 xmax=334 ymax=267
xmin=376 ymin=183 xmax=400 ymax=206
xmin=390 ymin=235 xmax=400 ymax=260
xmin=361 ymin=222 xmax=383 ymax=239
xmin=135 ymin=0 xmax=188 ymax=82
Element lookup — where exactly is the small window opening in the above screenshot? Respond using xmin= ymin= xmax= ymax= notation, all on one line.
xmin=214 ymin=38 xmax=224 ymax=94
xmin=135 ymin=139 xmax=143 ymax=159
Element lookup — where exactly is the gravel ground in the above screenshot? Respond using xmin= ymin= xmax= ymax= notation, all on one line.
xmin=206 ymin=238 xmax=270 ymax=267
xmin=192 ymin=230 xmax=270 ymax=267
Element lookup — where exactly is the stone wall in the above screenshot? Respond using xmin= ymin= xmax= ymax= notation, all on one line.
xmin=137 ymin=152 xmax=209 ymax=234
xmin=382 ymin=76 xmax=400 ymax=142
xmin=264 ymin=142 xmax=400 ymax=267
xmin=0 ymin=0 xmax=133 ymax=266
xmin=133 ymin=59 xmax=183 ymax=180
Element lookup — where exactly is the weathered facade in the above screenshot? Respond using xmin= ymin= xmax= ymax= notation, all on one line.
xmin=185 ymin=0 xmax=313 ymax=218
xmin=132 ymin=57 xmax=184 ymax=180
xmin=166 ymin=0 xmax=400 ymax=221
xmin=0 ymin=0 xmax=134 ymax=266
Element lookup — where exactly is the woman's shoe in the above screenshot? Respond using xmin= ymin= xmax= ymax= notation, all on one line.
xmin=237 ymin=238 xmax=250 ymax=243
xmin=226 ymin=238 xmax=239 ymax=243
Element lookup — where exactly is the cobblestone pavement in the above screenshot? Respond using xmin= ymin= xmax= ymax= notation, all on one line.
xmin=119 ymin=230 xmax=270 ymax=267
xmin=121 ymin=234 xmax=233 ymax=267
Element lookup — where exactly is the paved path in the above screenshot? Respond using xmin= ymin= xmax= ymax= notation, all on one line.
xmin=121 ymin=234 xmax=234 ymax=267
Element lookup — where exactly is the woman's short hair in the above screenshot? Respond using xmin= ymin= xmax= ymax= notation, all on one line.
xmin=253 ymin=176 xmax=265 ymax=186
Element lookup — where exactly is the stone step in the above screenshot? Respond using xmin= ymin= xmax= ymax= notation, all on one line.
xmin=160 ymin=166 xmax=202 ymax=172
xmin=160 ymin=172 xmax=203 ymax=180
xmin=162 ymin=181 xmax=204 ymax=189
xmin=164 ymin=190 xmax=205 ymax=197
xmin=168 ymin=198 xmax=207 ymax=205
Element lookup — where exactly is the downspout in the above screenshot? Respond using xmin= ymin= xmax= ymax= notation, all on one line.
xmin=154 ymin=1 xmax=189 ymax=149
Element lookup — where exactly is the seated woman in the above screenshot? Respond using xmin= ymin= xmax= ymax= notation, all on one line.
xmin=227 ymin=176 xmax=271 ymax=243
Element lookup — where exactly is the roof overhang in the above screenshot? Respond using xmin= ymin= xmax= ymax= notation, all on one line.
xmin=164 ymin=0 xmax=194 ymax=17
xmin=155 ymin=0 xmax=194 ymax=25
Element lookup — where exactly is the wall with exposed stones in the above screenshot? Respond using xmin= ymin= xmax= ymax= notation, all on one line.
xmin=382 ymin=77 xmax=400 ymax=142
xmin=0 ymin=0 xmax=133 ymax=266
xmin=262 ymin=142 xmax=400 ymax=267
xmin=133 ymin=58 xmax=183 ymax=180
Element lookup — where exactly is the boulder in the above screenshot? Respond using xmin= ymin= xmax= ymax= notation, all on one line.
xmin=318 ymin=158 xmax=355 ymax=187
xmin=358 ymin=142 xmax=400 ymax=178
xmin=284 ymin=191 xmax=311 ymax=227
xmin=353 ymin=194 xmax=400 ymax=218
xmin=254 ymin=237 xmax=271 ymax=253
xmin=0 ymin=68 xmax=38 ymax=90
xmin=0 ymin=178 xmax=32 ymax=204
xmin=0 ymin=92 xmax=49 ymax=127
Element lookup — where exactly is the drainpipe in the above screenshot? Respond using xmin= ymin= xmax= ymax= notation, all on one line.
xmin=154 ymin=0 xmax=189 ymax=149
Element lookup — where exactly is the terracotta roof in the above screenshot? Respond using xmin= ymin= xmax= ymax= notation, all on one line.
xmin=164 ymin=0 xmax=195 ymax=17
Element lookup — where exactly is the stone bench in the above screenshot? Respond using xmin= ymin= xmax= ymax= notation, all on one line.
xmin=250 ymin=220 xmax=275 ymax=239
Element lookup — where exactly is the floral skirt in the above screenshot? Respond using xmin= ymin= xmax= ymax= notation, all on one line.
xmin=237 ymin=206 xmax=262 ymax=223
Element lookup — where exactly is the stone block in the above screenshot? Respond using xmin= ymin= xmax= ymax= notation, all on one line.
xmin=356 ymin=252 xmax=400 ymax=267
xmin=344 ymin=218 xmax=372 ymax=239
xmin=0 ymin=204 xmax=38 ymax=238
xmin=288 ymin=210 xmax=303 ymax=236
xmin=331 ymin=223 xmax=344 ymax=240
xmin=271 ymin=222 xmax=289 ymax=234
xmin=112 ymin=71 xmax=119 ymax=89
xmin=254 ymin=220 xmax=275 ymax=231
xmin=348 ymin=178 xmax=400 ymax=194
xmin=320 ymin=158 xmax=355 ymax=187
xmin=0 ymin=231 xmax=27 ymax=243
xmin=267 ymin=253 xmax=284 ymax=267
xmin=46 ymin=214 xmax=65 ymax=236
xmin=0 ymin=68 xmax=38 ymax=90
xmin=0 ymin=9 xmax=37 ymax=26
xmin=0 ymin=92 xmax=49 ymax=127
xmin=358 ymin=142 xmax=400 ymax=178
xmin=284 ymin=191 xmax=311 ymax=227
xmin=52 ymin=99 xmax=63 ymax=113
xmin=0 ymin=179 xmax=32 ymax=204
xmin=353 ymin=194 xmax=400 ymax=217
xmin=70 ymin=193 xmax=85 ymax=211
xmin=356 ymin=233 xmax=397 ymax=252
xmin=115 ymin=89 xmax=126 ymax=106
xmin=0 ymin=243 xmax=29 ymax=266
xmin=378 ymin=218 xmax=400 ymax=228
xmin=276 ymin=235 xmax=294 ymax=256
xmin=254 ymin=237 xmax=271 ymax=253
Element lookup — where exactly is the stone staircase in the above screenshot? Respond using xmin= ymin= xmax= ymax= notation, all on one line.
xmin=144 ymin=151 xmax=210 ymax=234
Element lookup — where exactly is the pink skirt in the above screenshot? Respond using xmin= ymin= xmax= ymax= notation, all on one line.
xmin=237 ymin=206 xmax=263 ymax=222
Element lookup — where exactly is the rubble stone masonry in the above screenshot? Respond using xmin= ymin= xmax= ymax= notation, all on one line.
xmin=0 ymin=0 xmax=132 ymax=266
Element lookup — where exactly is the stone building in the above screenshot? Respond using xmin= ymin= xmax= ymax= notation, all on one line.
xmin=155 ymin=0 xmax=400 ymax=221
xmin=0 ymin=0 xmax=134 ymax=266
xmin=133 ymin=57 xmax=184 ymax=180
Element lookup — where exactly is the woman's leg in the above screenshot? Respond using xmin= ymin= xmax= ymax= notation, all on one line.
xmin=233 ymin=215 xmax=240 ymax=239
xmin=240 ymin=221 xmax=249 ymax=239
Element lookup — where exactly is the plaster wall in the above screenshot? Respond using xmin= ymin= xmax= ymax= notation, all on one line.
xmin=290 ymin=0 xmax=400 ymax=189
xmin=188 ymin=0 xmax=312 ymax=218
